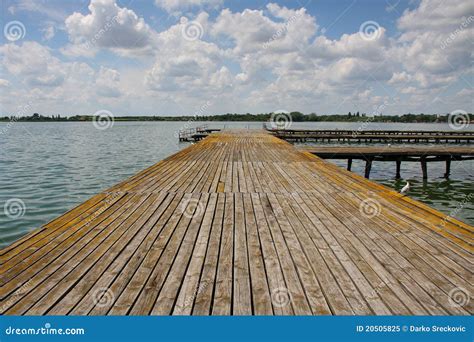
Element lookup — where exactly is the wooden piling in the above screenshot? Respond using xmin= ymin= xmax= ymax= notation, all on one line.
xmin=396 ymin=159 xmax=401 ymax=179
xmin=421 ymin=157 xmax=428 ymax=179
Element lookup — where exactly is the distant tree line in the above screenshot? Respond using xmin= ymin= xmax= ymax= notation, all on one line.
xmin=0 ymin=112 xmax=472 ymax=123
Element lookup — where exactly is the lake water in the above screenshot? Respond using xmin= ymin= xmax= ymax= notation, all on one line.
xmin=0 ymin=121 xmax=472 ymax=248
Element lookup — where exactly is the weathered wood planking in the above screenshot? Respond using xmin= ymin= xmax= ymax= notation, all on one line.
xmin=269 ymin=128 xmax=474 ymax=144
xmin=298 ymin=146 xmax=474 ymax=157
xmin=0 ymin=130 xmax=472 ymax=316
xmin=298 ymin=146 xmax=474 ymax=179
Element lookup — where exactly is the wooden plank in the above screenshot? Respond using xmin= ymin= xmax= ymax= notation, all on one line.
xmin=0 ymin=193 xmax=134 ymax=304
xmin=105 ymin=193 xmax=190 ymax=315
xmin=259 ymin=194 xmax=312 ymax=315
xmin=0 ymin=193 xmax=127 ymax=287
xmin=250 ymin=193 xmax=292 ymax=315
xmin=193 ymin=193 xmax=225 ymax=315
xmin=151 ymin=194 xmax=210 ymax=314
xmin=267 ymin=193 xmax=332 ymax=315
xmin=233 ymin=193 xmax=252 ymax=315
xmin=126 ymin=193 xmax=202 ymax=315
xmin=172 ymin=193 xmax=217 ymax=315
xmin=75 ymin=192 xmax=182 ymax=315
xmin=242 ymin=193 xmax=272 ymax=315
xmin=51 ymin=192 xmax=173 ymax=315
xmin=2 ymin=193 xmax=149 ymax=314
xmin=25 ymin=193 xmax=159 ymax=315
xmin=212 ymin=193 xmax=234 ymax=315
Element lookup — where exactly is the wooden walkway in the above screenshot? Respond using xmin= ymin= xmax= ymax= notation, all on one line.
xmin=298 ymin=146 xmax=474 ymax=158
xmin=269 ymin=128 xmax=474 ymax=143
xmin=0 ymin=130 xmax=472 ymax=315
xmin=299 ymin=146 xmax=474 ymax=179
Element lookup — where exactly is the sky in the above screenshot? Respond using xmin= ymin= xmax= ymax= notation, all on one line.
xmin=0 ymin=0 xmax=473 ymax=116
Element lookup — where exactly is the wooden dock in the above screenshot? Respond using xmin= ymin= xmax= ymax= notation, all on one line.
xmin=178 ymin=125 xmax=220 ymax=142
xmin=299 ymin=146 xmax=474 ymax=179
xmin=0 ymin=130 xmax=472 ymax=315
xmin=269 ymin=128 xmax=474 ymax=144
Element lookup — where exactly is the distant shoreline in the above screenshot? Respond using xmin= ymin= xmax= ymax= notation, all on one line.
xmin=1 ymin=112 xmax=473 ymax=124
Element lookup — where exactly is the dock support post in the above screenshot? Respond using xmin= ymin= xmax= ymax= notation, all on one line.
xmin=364 ymin=158 xmax=372 ymax=179
xmin=395 ymin=159 xmax=401 ymax=179
xmin=421 ymin=157 xmax=428 ymax=179
xmin=347 ymin=158 xmax=352 ymax=171
xmin=444 ymin=158 xmax=451 ymax=179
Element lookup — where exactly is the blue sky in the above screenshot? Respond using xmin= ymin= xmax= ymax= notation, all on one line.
xmin=0 ymin=0 xmax=472 ymax=116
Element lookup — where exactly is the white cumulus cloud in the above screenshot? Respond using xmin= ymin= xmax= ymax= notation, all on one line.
xmin=64 ymin=0 xmax=155 ymax=56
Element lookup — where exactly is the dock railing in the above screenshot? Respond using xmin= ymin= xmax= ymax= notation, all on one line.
xmin=268 ymin=128 xmax=474 ymax=136
xmin=178 ymin=125 xmax=209 ymax=141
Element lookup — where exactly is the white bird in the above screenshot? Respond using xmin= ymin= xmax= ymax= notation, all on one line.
xmin=388 ymin=143 xmax=391 ymax=148
xmin=400 ymin=181 xmax=410 ymax=195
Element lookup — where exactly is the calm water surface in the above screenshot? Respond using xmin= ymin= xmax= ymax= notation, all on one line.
xmin=0 ymin=121 xmax=472 ymax=247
